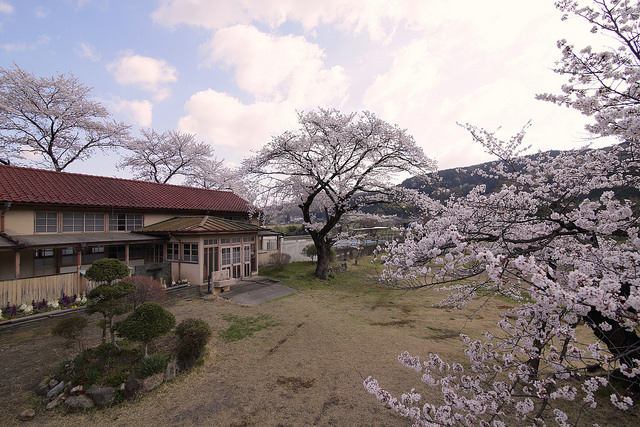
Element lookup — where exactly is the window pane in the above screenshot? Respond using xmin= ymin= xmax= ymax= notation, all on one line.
xmin=35 ymin=212 xmax=57 ymax=233
xmin=221 ymin=248 xmax=231 ymax=265
xmin=83 ymin=246 xmax=104 ymax=263
xmin=62 ymin=213 xmax=84 ymax=232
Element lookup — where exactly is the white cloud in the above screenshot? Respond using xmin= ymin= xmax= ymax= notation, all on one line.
xmin=202 ymin=24 xmax=348 ymax=106
xmin=178 ymin=89 xmax=297 ymax=156
xmin=108 ymin=99 xmax=153 ymax=127
xmin=75 ymin=42 xmax=100 ymax=62
xmin=0 ymin=1 xmax=13 ymax=14
xmin=2 ymin=42 xmax=26 ymax=52
xmin=152 ymin=0 xmax=434 ymax=41
xmin=107 ymin=53 xmax=178 ymax=101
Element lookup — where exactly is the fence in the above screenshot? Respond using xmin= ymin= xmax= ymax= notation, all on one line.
xmin=0 ymin=272 xmax=91 ymax=307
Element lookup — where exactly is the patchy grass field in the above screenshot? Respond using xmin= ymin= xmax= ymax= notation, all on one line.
xmin=1 ymin=259 xmax=638 ymax=426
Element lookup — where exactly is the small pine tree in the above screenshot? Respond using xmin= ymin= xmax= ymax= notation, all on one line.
xmin=116 ymin=302 xmax=176 ymax=357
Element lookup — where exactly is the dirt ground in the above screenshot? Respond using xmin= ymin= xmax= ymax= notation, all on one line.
xmin=1 ymin=275 xmax=639 ymax=426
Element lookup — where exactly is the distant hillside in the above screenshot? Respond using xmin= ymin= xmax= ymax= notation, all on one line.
xmin=400 ymin=150 xmax=565 ymax=200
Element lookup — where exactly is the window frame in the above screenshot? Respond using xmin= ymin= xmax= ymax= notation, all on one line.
xmin=35 ymin=212 xmax=58 ymax=233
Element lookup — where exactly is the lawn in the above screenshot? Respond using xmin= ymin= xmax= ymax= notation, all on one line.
xmin=1 ymin=258 xmax=637 ymax=426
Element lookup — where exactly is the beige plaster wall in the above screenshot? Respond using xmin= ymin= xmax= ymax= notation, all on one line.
xmin=3 ymin=208 xmax=35 ymax=235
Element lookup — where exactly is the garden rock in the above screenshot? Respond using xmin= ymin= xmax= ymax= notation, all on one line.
xmin=45 ymin=393 xmax=64 ymax=410
xmin=124 ymin=378 xmax=141 ymax=400
xmin=141 ymin=372 xmax=164 ymax=392
xmin=70 ymin=385 xmax=83 ymax=394
xmin=46 ymin=381 xmax=65 ymax=398
xmin=48 ymin=379 xmax=58 ymax=389
xmin=164 ymin=362 xmax=176 ymax=382
xmin=36 ymin=383 xmax=49 ymax=396
xmin=17 ymin=408 xmax=35 ymax=421
xmin=85 ymin=384 xmax=115 ymax=407
xmin=65 ymin=394 xmax=95 ymax=409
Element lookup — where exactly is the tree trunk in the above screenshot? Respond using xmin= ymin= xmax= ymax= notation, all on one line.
xmin=109 ymin=314 xmax=116 ymax=346
xmin=314 ymin=239 xmax=332 ymax=280
xmin=584 ymin=307 xmax=640 ymax=388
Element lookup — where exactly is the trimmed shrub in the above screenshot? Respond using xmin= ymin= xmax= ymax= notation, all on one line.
xmin=302 ymin=244 xmax=317 ymax=261
xmin=269 ymin=252 xmax=291 ymax=270
xmin=85 ymin=258 xmax=131 ymax=285
xmin=116 ymin=302 xmax=176 ymax=357
xmin=87 ymin=280 xmax=136 ymax=345
xmin=52 ymin=315 xmax=88 ymax=351
xmin=124 ymin=276 xmax=167 ymax=309
xmin=175 ymin=318 xmax=212 ymax=371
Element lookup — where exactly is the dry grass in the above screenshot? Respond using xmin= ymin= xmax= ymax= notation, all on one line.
xmin=1 ymin=259 xmax=639 ymax=426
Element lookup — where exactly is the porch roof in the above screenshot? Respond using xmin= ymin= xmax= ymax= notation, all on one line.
xmin=134 ymin=215 xmax=269 ymax=235
xmin=3 ymin=232 xmax=165 ymax=249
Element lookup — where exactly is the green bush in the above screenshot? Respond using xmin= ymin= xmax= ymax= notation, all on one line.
xmin=136 ymin=353 xmax=171 ymax=378
xmin=302 ymin=244 xmax=317 ymax=260
xmin=116 ymin=302 xmax=176 ymax=357
xmin=175 ymin=318 xmax=212 ymax=371
xmin=87 ymin=280 xmax=136 ymax=345
xmin=52 ymin=315 xmax=88 ymax=351
xmin=85 ymin=258 xmax=131 ymax=285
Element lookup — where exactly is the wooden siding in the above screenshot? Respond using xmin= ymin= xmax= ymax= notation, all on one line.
xmin=0 ymin=273 xmax=92 ymax=307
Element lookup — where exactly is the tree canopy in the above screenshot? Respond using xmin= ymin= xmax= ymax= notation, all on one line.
xmin=118 ymin=128 xmax=229 ymax=187
xmin=243 ymin=108 xmax=435 ymax=279
xmin=0 ymin=64 xmax=129 ymax=171
xmin=365 ymin=0 xmax=640 ymax=425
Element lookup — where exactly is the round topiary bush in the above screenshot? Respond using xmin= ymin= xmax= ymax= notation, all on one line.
xmin=116 ymin=302 xmax=176 ymax=357
xmin=175 ymin=318 xmax=212 ymax=371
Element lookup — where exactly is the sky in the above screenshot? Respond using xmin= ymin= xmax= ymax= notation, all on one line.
xmin=0 ymin=0 xmax=618 ymax=180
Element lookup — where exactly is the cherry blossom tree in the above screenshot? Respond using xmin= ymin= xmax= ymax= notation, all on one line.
xmin=118 ymin=128 xmax=228 ymax=187
xmin=243 ymin=108 xmax=435 ymax=279
xmin=365 ymin=1 xmax=640 ymax=425
xmin=0 ymin=64 xmax=130 ymax=171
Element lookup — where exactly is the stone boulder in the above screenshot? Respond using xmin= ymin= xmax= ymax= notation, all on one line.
xmin=45 ymin=393 xmax=64 ymax=411
xmin=164 ymin=362 xmax=177 ymax=382
xmin=17 ymin=408 xmax=35 ymax=421
xmin=123 ymin=378 xmax=141 ymax=400
xmin=65 ymin=394 xmax=95 ymax=409
xmin=141 ymin=373 xmax=164 ymax=392
xmin=85 ymin=384 xmax=115 ymax=407
xmin=46 ymin=381 xmax=65 ymax=398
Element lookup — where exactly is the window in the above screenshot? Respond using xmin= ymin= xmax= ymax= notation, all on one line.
xmin=147 ymin=244 xmax=163 ymax=263
xmin=221 ymin=247 xmax=231 ymax=266
xmin=167 ymin=243 xmax=179 ymax=261
xmin=35 ymin=212 xmax=57 ymax=233
xmin=62 ymin=213 xmax=84 ymax=232
xmin=61 ymin=247 xmax=77 ymax=266
xmin=204 ymin=239 xmax=217 ymax=245
xmin=107 ymin=245 xmax=126 ymax=260
xmin=34 ymin=248 xmax=55 ymax=266
xmin=232 ymin=247 xmax=241 ymax=264
xmin=85 ymin=213 xmax=105 ymax=232
xmin=83 ymin=246 xmax=104 ymax=264
xmin=130 ymin=244 xmax=144 ymax=260
xmin=183 ymin=243 xmax=198 ymax=263
xmin=232 ymin=237 xmax=241 ymax=244
xmin=220 ymin=238 xmax=230 ymax=244
xmin=109 ymin=214 xmax=142 ymax=231
xmin=243 ymin=236 xmax=255 ymax=242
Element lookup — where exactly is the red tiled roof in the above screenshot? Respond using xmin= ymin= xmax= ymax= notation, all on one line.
xmin=136 ymin=216 xmax=267 ymax=234
xmin=0 ymin=166 xmax=251 ymax=214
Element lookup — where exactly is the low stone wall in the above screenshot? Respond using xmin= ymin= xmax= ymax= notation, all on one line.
xmin=165 ymin=284 xmax=200 ymax=300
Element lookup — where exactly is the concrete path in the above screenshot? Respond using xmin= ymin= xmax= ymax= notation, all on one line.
xmin=217 ymin=276 xmax=296 ymax=306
